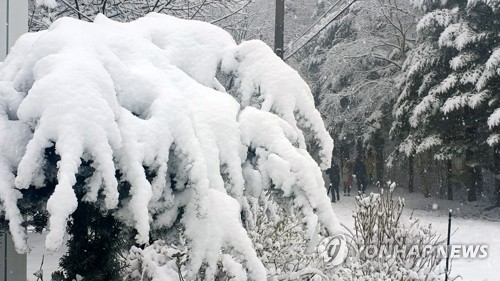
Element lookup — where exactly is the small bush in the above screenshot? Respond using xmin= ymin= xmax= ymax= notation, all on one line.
xmin=334 ymin=182 xmax=452 ymax=280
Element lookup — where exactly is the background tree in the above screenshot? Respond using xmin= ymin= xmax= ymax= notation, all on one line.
xmin=28 ymin=0 xmax=253 ymax=31
xmin=28 ymin=0 xmax=322 ymax=47
xmin=391 ymin=0 xmax=500 ymax=204
xmin=291 ymin=0 xmax=419 ymax=186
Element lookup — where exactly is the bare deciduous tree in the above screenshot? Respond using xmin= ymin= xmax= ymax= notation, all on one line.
xmin=29 ymin=0 xmax=253 ymax=31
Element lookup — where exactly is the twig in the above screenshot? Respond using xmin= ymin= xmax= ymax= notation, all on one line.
xmin=59 ymin=0 xmax=93 ymax=21
xmin=211 ymin=0 xmax=253 ymax=24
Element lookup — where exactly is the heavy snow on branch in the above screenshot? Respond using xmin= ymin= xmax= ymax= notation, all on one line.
xmin=0 ymin=13 xmax=338 ymax=279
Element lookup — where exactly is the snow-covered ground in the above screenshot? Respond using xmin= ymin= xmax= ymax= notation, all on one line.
xmin=26 ymin=186 xmax=500 ymax=280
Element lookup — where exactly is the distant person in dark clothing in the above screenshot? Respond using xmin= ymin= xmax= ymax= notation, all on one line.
xmin=354 ymin=156 xmax=368 ymax=193
xmin=327 ymin=161 xmax=340 ymax=202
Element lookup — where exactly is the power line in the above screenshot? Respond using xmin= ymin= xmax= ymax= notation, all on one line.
xmin=284 ymin=0 xmax=344 ymax=52
xmin=284 ymin=0 xmax=357 ymax=61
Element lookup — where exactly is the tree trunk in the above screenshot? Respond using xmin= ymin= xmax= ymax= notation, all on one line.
xmin=418 ymin=154 xmax=431 ymax=198
xmin=438 ymin=161 xmax=445 ymax=199
xmin=466 ymin=150 xmax=477 ymax=202
xmin=467 ymin=169 xmax=477 ymax=202
xmin=339 ymin=141 xmax=350 ymax=182
xmin=357 ymin=138 xmax=364 ymax=158
xmin=446 ymin=159 xmax=453 ymax=200
xmin=473 ymin=166 xmax=483 ymax=199
xmin=408 ymin=155 xmax=414 ymax=193
xmin=494 ymin=149 xmax=500 ymax=207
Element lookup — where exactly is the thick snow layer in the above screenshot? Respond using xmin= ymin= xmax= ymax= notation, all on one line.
xmin=450 ymin=53 xmax=477 ymax=71
xmin=0 ymin=13 xmax=337 ymax=278
xmin=238 ymin=107 xmax=340 ymax=236
xmin=409 ymin=94 xmax=438 ymax=128
xmin=221 ymin=40 xmax=333 ymax=170
xmin=416 ymin=8 xmax=457 ymax=34
xmin=398 ymin=136 xmax=416 ymax=157
xmin=488 ymin=108 xmax=500 ymax=129
xmin=439 ymin=23 xmax=479 ymax=51
xmin=441 ymin=92 xmax=488 ymax=114
xmin=416 ymin=135 xmax=442 ymax=154
xmin=477 ymin=47 xmax=500 ymax=91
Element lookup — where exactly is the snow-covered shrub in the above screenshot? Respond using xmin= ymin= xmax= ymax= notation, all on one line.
xmin=124 ymin=195 xmax=332 ymax=281
xmin=124 ymin=236 xmax=254 ymax=281
xmin=0 ymin=13 xmax=340 ymax=279
xmin=246 ymin=195 xmax=331 ymax=281
xmin=334 ymin=183 xmax=449 ymax=280
xmin=124 ymin=239 xmax=188 ymax=281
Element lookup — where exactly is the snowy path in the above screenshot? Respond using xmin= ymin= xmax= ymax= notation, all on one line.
xmin=26 ymin=188 xmax=499 ymax=280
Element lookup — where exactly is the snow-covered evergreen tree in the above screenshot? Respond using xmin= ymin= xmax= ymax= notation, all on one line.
xmin=0 ymin=13 xmax=341 ymax=279
xmin=391 ymin=0 xmax=500 ymax=204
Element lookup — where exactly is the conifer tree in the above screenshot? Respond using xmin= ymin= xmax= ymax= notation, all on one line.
xmin=391 ymin=0 xmax=500 ymax=204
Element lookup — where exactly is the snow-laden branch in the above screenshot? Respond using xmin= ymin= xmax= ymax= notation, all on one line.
xmin=0 ymin=13 xmax=338 ymax=278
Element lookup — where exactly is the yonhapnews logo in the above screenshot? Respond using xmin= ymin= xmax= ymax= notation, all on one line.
xmin=322 ymin=235 xmax=488 ymax=266
xmin=323 ymin=234 xmax=348 ymax=266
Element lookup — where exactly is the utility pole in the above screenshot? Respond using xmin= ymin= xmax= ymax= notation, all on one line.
xmin=274 ymin=0 xmax=284 ymax=59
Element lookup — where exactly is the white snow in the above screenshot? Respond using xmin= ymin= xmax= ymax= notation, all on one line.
xmin=183 ymin=189 xmax=267 ymax=280
xmin=442 ymin=91 xmax=489 ymax=114
xmin=416 ymin=135 xmax=442 ymax=154
xmin=221 ymin=40 xmax=333 ymax=170
xmin=238 ymin=107 xmax=341 ymax=236
xmin=439 ymin=23 xmax=479 ymax=51
xmin=430 ymin=74 xmax=458 ymax=95
xmin=477 ymin=47 xmax=500 ymax=91
xmin=487 ymin=134 xmax=500 ymax=146
xmin=442 ymin=94 xmax=468 ymax=114
xmin=416 ymin=8 xmax=457 ymax=34
xmin=461 ymin=67 xmax=484 ymax=86
xmin=409 ymin=94 xmax=438 ymax=128
xmin=399 ymin=136 xmax=416 ymax=157
xmin=450 ymin=53 xmax=477 ymax=71
xmin=487 ymin=108 xmax=500 ymax=129
xmin=0 ymin=13 xmax=337 ymax=278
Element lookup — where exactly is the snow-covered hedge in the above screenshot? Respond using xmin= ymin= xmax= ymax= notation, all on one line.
xmin=0 ymin=13 xmax=339 ymax=279
xmin=335 ymin=183 xmax=448 ymax=280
